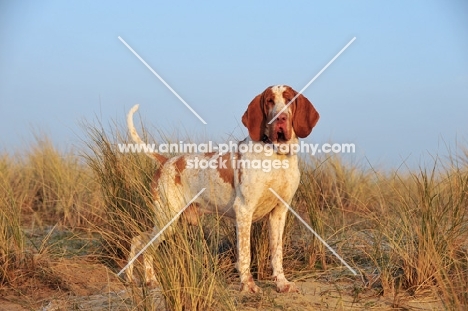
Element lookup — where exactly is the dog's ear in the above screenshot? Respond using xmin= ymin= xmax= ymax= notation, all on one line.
xmin=292 ymin=93 xmax=319 ymax=138
xmin=242 ymin=93 xmax=266 ymax=141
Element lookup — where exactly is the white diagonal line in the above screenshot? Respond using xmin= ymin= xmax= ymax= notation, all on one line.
xmin=268 ymin=37 xmax=356 ymax=124
xmin=117 ymin=188 xmax=206 ymax=277
xmin=118 ymin=36 xmax=207 ymax=125
xmin=269 ymin=188 xmax=357 ymax=275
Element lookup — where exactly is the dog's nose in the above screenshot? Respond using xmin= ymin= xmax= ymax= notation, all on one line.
xmin=276 ymin=113 xmax=288 ymax=124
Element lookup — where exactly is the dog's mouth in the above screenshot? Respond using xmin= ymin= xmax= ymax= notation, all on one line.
xmin=266 ymin=128 xmax=289 ymax=145
xmin=271 ymin=129 xmax=292 ymax=155
xmin=276 ymin=130 xmax=287 ymax=143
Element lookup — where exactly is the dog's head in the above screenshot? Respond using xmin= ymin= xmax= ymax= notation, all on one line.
xmin=242 ymin=85 xmax=319 ymax=153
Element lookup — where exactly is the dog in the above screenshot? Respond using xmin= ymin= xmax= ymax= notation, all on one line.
xmin=125 ymin=85 xmax=319 ymax=293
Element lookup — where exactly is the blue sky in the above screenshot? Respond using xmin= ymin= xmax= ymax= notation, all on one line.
xmin=1 ymin=1 xmax=467 ymax=167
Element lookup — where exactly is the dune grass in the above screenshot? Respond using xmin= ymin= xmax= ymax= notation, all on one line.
xmin=0 ymin=123 xmax=467 ymax=309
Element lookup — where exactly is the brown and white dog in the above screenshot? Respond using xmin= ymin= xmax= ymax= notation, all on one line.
xmin=126 ymin=85 xmax=319 ymax=293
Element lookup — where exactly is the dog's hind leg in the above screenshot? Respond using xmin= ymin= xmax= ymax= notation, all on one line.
xmin=126 ymin=224 xmax=176 ymax=286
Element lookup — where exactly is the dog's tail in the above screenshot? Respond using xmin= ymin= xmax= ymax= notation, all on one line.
xmin=127 ymin=104 xmax=147 ymax=145
xmin=127 ymin=104 xmax=168 ymax=164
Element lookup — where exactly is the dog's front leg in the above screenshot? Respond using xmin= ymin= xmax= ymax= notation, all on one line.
xmin=269 ymin=204 xmax=299 ymax=293
xmin=235 ymin=208 xmax=261 ymax=293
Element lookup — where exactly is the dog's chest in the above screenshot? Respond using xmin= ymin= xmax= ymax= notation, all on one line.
xmin=239 ymin=158 xmax=300 ymax=221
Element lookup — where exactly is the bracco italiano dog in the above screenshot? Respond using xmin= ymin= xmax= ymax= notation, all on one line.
xmin=126 ymin=85 xmax=319 ymax=293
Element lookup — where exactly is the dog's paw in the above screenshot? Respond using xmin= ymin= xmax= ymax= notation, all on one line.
xmin=240 ymin=277 xmax=262 ymax=294
xmin=145 ymin=278 xmax=159 ymax=289
xmin=276 ymin=280 xmax=299 ymax=293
